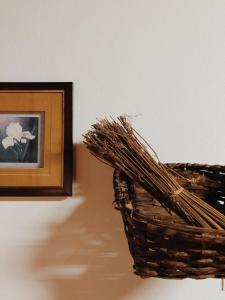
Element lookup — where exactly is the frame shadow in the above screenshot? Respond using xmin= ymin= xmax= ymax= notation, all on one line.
xmin=32 ymin=144 xmax=146 ymax=300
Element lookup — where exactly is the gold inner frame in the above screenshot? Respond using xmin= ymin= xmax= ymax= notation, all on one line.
xmin=0 ymin=90 xmax=64 ymax=187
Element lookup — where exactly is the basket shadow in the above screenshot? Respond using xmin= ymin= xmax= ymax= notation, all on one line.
xmin=33 ymin=144 xmax=145 ymax=300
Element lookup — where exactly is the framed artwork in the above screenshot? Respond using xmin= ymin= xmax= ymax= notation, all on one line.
xmin=0 ymin=82 xmax=73 ymax=196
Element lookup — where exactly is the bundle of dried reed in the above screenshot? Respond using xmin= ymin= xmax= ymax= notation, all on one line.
xmin=83 ymin=116 xmax=225 ymax=230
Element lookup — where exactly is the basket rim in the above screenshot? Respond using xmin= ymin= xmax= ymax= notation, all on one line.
xmin=165 ymin=162 xmax=225 ymax=173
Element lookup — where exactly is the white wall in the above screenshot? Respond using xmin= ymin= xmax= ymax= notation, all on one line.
xmin=0 ymin=0 xmax=225 ymax=299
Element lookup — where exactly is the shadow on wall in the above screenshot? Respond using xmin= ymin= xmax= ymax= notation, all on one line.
xmin=33 ymin=144 xmax=146 ymax=300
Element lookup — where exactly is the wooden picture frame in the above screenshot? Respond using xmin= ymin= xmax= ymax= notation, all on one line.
xmin=0 ymin=82 xmax=73 ymax=196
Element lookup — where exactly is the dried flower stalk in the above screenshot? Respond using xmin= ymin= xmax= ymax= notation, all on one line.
xmin=83 ymin=116 xmax=225 ymax=230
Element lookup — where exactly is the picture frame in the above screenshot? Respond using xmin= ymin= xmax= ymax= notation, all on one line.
xmin=0 ymin=82 xmax=73 ymax=196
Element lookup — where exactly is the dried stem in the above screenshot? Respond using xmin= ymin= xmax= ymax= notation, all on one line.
xmin=83 ymin=116 xmax=225 ymax=230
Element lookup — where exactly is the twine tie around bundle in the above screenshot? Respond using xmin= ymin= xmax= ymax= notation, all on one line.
xmin=171 ymin=187 xmax=184 ymax=202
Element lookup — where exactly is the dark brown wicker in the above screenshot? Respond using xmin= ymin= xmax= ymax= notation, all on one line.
xmin=113 ymin=163 xmax=225 ymax=279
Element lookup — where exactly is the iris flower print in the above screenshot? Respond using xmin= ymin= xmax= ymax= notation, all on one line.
xmin=1 ymin=122 xmax=36 ymax=162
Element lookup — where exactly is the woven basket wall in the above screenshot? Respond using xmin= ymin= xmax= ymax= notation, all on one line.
xmin=113 ymin=163 xmax=225 ymax=279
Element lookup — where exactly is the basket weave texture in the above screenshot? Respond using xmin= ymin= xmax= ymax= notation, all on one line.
xmin=113 ymin=163 xmax=225 ymax=279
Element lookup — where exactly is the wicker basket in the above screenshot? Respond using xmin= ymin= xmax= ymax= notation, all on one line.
xmin=113 ymin=163 xmax=225 ymax=279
